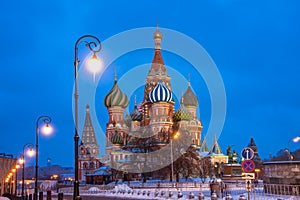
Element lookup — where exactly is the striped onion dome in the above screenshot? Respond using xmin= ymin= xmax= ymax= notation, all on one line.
xmin=149 ymin=81 xmax=172 ymax=103
xmin=173 ymin=102 xmax=192 ymax=122
xmin=110 ymin=132 xmax=123 ymax=145
xmin=182 ymin=83 xmax=198 ymax=107
xmin=104 ymin=80 xmax=129 ymax=108
xmin=130 ymin=105 xmax=143 ymax=121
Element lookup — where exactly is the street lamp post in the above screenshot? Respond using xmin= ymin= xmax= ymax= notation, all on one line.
xmin=15 ymin=164 xmax=20 ymax=196
xmin=170 ymin=131 xmax=180 ymax=184
xmin=9 ymin=174 xmax=13 ymax=194
xmin=73 ymin=35 xmax=101 ymax=200
xmin=21 ymin=143 xmax=34 ymax=199
xmin=34 ymin=116 xmax=52 ymax=200
xmin=170 ymin=137 xmax=174 ymax=183
xmin=12 ymin=168 xmax=17 ymax=196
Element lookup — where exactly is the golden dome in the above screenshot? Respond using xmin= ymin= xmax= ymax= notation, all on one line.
xmin=153 ymin=29 xmax=163 ymax=39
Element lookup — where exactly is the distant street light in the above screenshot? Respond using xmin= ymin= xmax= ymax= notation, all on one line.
xmin=254 ymin=168 xmax=261 ymax=180
xmin=21 ymin=143 xmax=34 ymax=199
xmin=73 ymin=35 xmax=102 ymax=200
xmin=287 ymin=136 xmax=300 ymax=160
xmin=34 ymin=116 xmax=52 ymax=200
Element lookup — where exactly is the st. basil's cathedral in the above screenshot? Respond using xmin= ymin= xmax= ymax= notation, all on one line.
xmin=78 ymin=27 xmax=227 ymax=182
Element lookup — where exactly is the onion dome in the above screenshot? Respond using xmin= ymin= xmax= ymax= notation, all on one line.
xmin=110 ymin=132 xmax=124 ymax=145
xmin=173 ymin=102 xmax=192 ymax=122
xmin=130 ymin=96 xmax=143 ymax=122
xmin=104 ymin=80 xmax=129 ymax=108
xmin=130 ymin=106 xmax=143 ymax=122
xmin=149 ymin=81 xmax=172 ymax=103
xmin=153 ymin=26 xmax=163 ymax=39
xmin=182 ymin=82 xmax=198 ymax=107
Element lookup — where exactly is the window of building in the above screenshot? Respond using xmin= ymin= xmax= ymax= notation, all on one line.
xmin=83 ymin=162 xmax=88 ymax=169
xmin=90 ymin=162 xmax=94 ymax=169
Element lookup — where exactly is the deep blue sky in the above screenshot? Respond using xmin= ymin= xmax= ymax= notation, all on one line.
xmin=1 ymin=0 xmax=300 ymax=167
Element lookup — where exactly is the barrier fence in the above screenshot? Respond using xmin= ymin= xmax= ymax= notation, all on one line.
xmin=57 ymin=182 xmax=300 ymax=199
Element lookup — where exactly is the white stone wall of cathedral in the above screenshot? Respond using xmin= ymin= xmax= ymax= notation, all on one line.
xmin=185 ymin=105 xmax=197 ymax=118
xmin=79 ymin=160 xmax=98 ymax=181
xmin=150 ymin=122 xmax=172 ymax=134
xmin=154 ymin=38 xmax=161 ymax=49
xmin=149 ymin=103 xmax=172 ymax=120
xmin=188 ymin=120 xmax=202 ymax=146
xmin=178 ymin=121 xmax=189 ymax=130
xmin=108 ymin=107 xmax=125 ymax=123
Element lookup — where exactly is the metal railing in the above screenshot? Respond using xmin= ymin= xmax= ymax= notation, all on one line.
xmin=57 ymin=182 xmax=300 ymax=199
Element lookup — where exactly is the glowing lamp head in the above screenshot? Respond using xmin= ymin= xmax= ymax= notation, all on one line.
xmin=27 ymin=148 xmax=35 ymax=157
xmin=293 ymin=136 xmax=300 ymax=143
xmin=41 ymin=123 xmax=53 ymax=135
xmin=19 ymin=158 xmax=24 ymax=165
xmin=87 ymin=53 xmax=102 ymax=75
xmin=16 ymin=164 xmax=20 ymax=169
xmin=174 ymin=131 xmax=180 ymax=139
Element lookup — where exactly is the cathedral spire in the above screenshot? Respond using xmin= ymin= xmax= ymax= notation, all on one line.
xmin=114 ymin=66 xmax=117 ymax=83
xmin=200 ymin=138 xmax=209 ymax=152
xmin=152 ymin=25 xmax=164 ymax=65
xmin=153 ymin=25 xmax=163 ymax=50
xmin=209 ymin=134 xmax=222 ymax=154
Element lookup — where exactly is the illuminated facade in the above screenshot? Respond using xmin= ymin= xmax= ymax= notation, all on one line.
xmin=102 ymin=28 xmax=205 ymax=178
xmin=0 ymin=153 xmax=17 ymax=195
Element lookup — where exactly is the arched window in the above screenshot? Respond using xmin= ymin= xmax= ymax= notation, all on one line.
xmin=83 ymin=162 xmax=88 ymax=170
xmin=90 ymin=162 xmax=95 ymax=169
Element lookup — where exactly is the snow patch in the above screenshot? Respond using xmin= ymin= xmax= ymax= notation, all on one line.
xmin=114 ymin=184 xmax=132 ymax=192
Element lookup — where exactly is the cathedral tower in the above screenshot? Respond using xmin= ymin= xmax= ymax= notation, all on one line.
xmin=78 ymin=105 xmax=101 ymax=181
xmin=142 ymin=26 xmax=174 ymax=126
xmin=148 ymin=80 xmax=173 ymax=145
xmin=181 ymin=81 xmax=202 ymax=147
xmin=104 ymin=74 xmax=129 ymax=155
